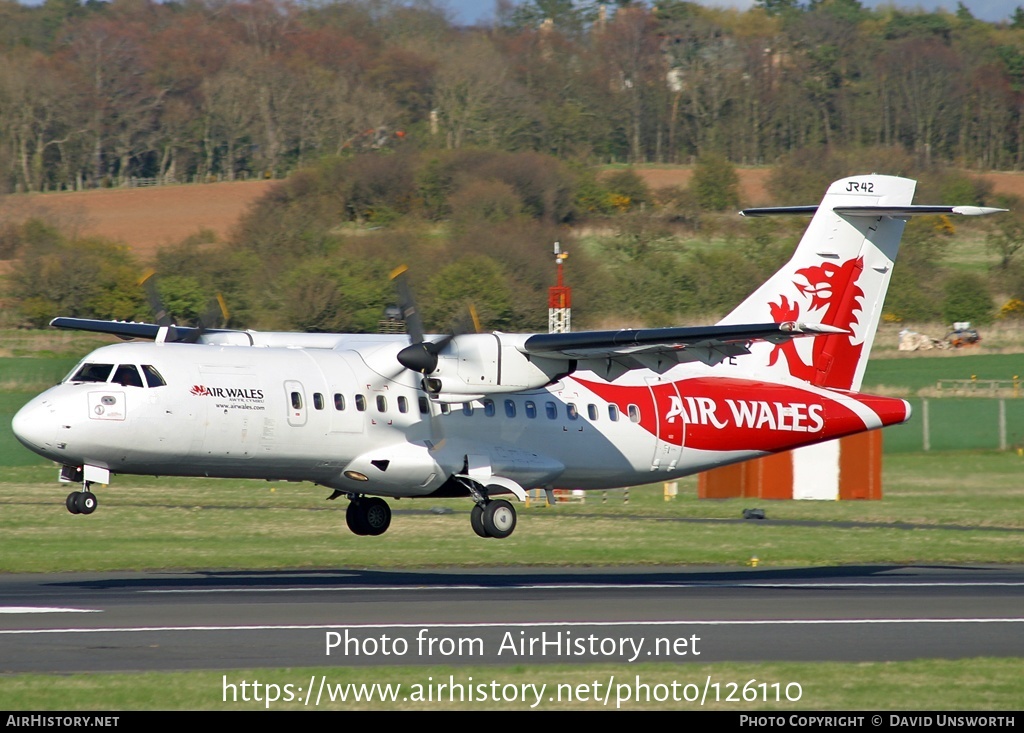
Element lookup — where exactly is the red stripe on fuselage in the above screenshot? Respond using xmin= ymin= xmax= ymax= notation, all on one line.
xmin=572 ymin=376 xmax=908 ymax=453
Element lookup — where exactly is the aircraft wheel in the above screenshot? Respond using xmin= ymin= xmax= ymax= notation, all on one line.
xmin=78 ymin=491 xmax=98 ymax=515
xmin=482 ymin=499 xmax=516 ymax=540
xmin=470 ymin=504 xmax=489 ymax=538
xmin=66 ymin=492 xmax=81 ymax=515
xmin=346 ymin=501 xmax=370 ymax=536
xmin=361 ymin=498 xmax=392 ymax=536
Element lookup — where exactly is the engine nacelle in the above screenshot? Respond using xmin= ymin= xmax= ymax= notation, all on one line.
xmin=427 ymin=333 xmax=571 ymax=398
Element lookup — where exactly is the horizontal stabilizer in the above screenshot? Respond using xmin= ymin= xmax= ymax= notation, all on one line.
xmin=739 ymin=206 xmax=818 ymax=217
xmin=741 ymin=204 xmax=1006 ymax=218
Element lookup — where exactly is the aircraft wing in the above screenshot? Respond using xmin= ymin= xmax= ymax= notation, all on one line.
xmin=49 ymin=317 xmax=244 ymax=344
xmin=521 ymin=321 xmax=844 ymax=379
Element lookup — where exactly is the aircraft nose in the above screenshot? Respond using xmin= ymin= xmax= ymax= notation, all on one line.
xmin=11 ymin=397 xmax=56 ymax=455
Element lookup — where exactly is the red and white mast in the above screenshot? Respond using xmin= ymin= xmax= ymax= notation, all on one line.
xmin=547 ymin=242 xmax=571 ymax=333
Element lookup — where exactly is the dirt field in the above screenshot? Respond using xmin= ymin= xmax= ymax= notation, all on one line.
xmin=628 ymin=165 xmax=773 ymax=204
xmin=0 ymin=179 xmax=276 ymax=259
xmin=978 ymin=171 xmax=1024 ymax=199
xmin=3 ymin=167 xmax=1024 ymax=264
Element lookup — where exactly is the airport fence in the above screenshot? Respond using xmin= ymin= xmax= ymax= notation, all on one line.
xmin=883 ymin=398 xmax=1024 ymax=454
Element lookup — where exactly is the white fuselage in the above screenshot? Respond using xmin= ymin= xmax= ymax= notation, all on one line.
xmin=13 ymin=338 xmax=910 ymax=499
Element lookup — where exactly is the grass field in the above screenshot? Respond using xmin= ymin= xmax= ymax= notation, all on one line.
xmin=2 ymin=659 xmax=1022 ymax=710
xmin=1 ymin=452 xmax=1021 ymax=573
xmin=863 ymin=352 xmax=1024 ymax=393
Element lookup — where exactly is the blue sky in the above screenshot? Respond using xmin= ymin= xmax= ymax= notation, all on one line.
xmin=442 ymin=0 xmax=1021 ymax=25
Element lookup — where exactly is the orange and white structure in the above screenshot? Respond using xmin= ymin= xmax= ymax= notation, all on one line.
xmin=548 ymin=242 xmax=571 ymax=334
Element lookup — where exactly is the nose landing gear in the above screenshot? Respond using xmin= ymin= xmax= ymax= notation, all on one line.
xmin=65 ymin=487 xmax=98 ymax=515
xmin=61 ymin=465 xmax=106 ymax=516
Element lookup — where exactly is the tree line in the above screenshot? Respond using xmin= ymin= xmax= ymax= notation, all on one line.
xmin=4 ymin=149 xmax=1021 ymax=332
xmin=7 ymin=0 xmax=1024 ymax=193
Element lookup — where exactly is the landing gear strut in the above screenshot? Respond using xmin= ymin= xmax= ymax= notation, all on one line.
xmin=345 ymin=496 xmax=392 ymax=536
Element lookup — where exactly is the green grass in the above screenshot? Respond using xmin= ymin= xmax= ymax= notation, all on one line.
xmin=2 ymin=659 xmax=1021 ymax=710
xmin=0 ymin=356 xmax=78 ymax=390
xmin=0 ymin=329 xmax=115 ymax=359
xmin=1 ymin=452 xmax=1021 ymax=573
xmin=863 ymin=353 xmax=1024 ymax=393
xmin=883 ymin=398 xmax=1024 ymax=452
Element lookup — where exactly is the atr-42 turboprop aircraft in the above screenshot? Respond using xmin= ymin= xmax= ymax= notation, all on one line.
xmin=12 ymin=175 xmax=1004 ymax=539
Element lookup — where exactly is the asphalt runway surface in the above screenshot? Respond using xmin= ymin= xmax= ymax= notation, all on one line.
xmin=1 ymin=565 xmax=1022 ymax=673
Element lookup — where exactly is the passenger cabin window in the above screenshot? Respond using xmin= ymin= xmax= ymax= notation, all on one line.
xmin=334 ymin=393 xmax=346 ymax=411
xmin=587 ymin=404 xmax=598 ymax=421
xmin=525 ymin=401 xmax=537 ymax=419
xmin=313 ymin=393 xmax=325 ymax=410
xmin=376 ymin=395 xmax=387 ymax=412
xmin=545 ymin=402 xmax=557 ymax=420
xmin=112 ymin=365 xmax=143 ymax=387
xmin=608 ymin=404 xmax=620 ymax=422
xmin=71 ymin=363 xmax=114 ymax=383
xmin=462 ymin=403 xmax=474 ymax=416
xmin=505 ymin=400 xmax=516 ymax=418
xmin=483 ymin=399 xmax=495 ymax=417
xmin=290 ymin=391 xmax=303 ymax=410
xmin=355 ymin=395 xmax=367 ymax=412
xmin=141 ymin=365 xmax=166 ymax=387
xmin=628 ymin=404 xmax=640 ymax=423
xmin=398 ymin=396 xmax=409 ymax=414
xmin=567 ymin=403 xmax=579 ymax=420
xmin=440 ymin=403 xmax=451 ymax=415
xmin=419 ymin=396 xmax=430 ymax=414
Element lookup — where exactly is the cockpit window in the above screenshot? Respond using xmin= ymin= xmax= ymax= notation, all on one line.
xmin=112 ymin=364 xmax=144 ymax=387
xmin=141 ymin=365 xmax=166 ymax=388
xmin=71 ymin=363 xmax=114 ymax=383
xmin=69 ymin=362 xmax=165 ymax=388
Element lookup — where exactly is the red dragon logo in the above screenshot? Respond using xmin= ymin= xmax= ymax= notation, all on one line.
xmin=767 ymin=257 xmax=865 ymax=390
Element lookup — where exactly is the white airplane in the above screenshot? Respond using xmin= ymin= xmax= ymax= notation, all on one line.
xmin=11 ymin=175 xmax=1004 ymax=539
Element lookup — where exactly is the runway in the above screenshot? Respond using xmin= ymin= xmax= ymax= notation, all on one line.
xmin=1 ymin=565 xmax=1022 ymax=673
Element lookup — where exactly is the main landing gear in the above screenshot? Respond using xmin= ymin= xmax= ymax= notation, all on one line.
xmin=335 ymin=490 xmax=519 ymax=539
xmin=345 ymin=496 xmax=392 ymax=536
xmin=470 ymin=499 xmax=517 ymax=539
xmin=65 ymin=486 xmax=98 ymax=515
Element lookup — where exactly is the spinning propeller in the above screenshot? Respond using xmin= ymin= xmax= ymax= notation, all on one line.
xmin=390 ymin=265 xmax=479 ymax=388
xmin=139 ymin=270 xmax=229 ymax=343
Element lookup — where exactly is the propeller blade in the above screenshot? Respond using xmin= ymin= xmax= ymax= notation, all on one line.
xmin=388 ymin=265 xmax=474 ymax=379
xmin=139 ymin=270 xmax=172 ymax=327
xmin=450 ymin=303 xmax=481 ymax=336
xmin=389 ymin=265 xmax=425 ymax=345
